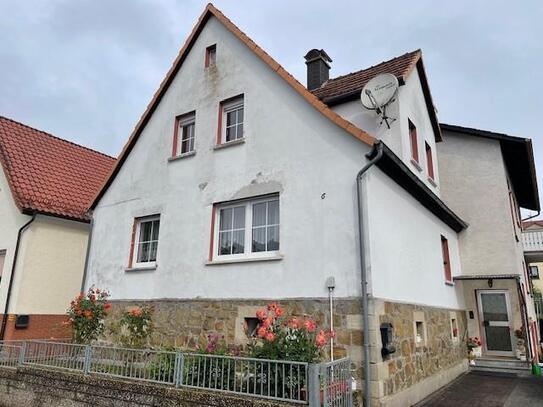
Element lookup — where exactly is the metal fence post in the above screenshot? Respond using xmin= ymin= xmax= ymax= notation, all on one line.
xmin=307 ymin=363 xmax=321 ymax=407
xmin=83 ymin=345 xmax=92 ymax=374
xmin=17 ymin=341 xmax=27 ymax=366
xmin=174 ymin=352 xmax=184 ymax=387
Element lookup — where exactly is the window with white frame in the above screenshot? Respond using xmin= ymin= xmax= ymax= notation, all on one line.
xmin=222 ymin=96 xmax=244 ymax=143
xmin=175 ymin=113 xmax=195 ymax=156
xmin=132 ymin=216 xmax=160 ymax=267
xmin=214 ymin=196 xmax=279 ymax=259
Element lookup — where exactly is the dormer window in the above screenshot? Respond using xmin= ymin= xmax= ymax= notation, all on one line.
xmin=205 ymin=44 xmax=216 ymax=68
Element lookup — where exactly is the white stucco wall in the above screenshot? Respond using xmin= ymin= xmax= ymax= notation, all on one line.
xmin=331 ymin=68 xmax=440 ymax=195
xmin=86 ymin=15 xmax=463 ymax=311
xmin=364 ymin=170 xmax=464 ymax=309
xmin=0 ymin=167 xmax=32 ymax=312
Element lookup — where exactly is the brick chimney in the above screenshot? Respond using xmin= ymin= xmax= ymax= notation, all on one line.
xmin=304 ymin=49 xmax=332 ymax=91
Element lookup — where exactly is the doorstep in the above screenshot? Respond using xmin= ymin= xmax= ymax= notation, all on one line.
xmin=470 ymin=357 xmax=532 ymax=377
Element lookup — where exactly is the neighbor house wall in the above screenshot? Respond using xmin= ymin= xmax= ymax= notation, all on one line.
xmin=437 ymin=132 xmax=525 ymax=279
xmin=0 ymin=167 xmax=32 ymax=313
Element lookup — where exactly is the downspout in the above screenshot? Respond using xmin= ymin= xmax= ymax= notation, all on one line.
xmin=0 ymin=212 xmax=36 ymax=340
xmin=516 ymin=277 xmax=532 ymax=365
xmin=80 ymin=217 xmax=94 ymax=293
xmin=357 ymin=142 xmax=384 ymax=407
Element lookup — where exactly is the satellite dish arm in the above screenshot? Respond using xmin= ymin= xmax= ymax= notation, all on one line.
xmin=364 ymin=90 xmax=382 ymax=114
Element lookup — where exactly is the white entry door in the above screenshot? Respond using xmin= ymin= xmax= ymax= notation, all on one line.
xmin=477 ymin=290 xmax=514 ymax=356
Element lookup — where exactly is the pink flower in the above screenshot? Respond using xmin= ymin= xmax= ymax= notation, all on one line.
xmin=267 ymin=303 xmax=278 ymax=311
xmin=265 ymin=332 xmax=276 ymax=342
xmin=275 ymin=306 xmax=284 ymax=317
xmin=329 ymin=330 xmax=336 ymax=339
xmin=316 ymin=330 xmax=327 ymax=347
xmin=288 ymin=318 xmax=300 ymax=329
xmin=304 ymin=319 xmax=316 ymax=332
xmin=261 ymin=317 xmax=273 ymax=328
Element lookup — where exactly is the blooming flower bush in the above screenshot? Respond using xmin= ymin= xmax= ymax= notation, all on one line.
xmin=467 ymin=336 xmax=481 ymax=351
xmin=66 ymin=288 xmax=110 ymax=344
xmin=248 ymin=303 xmax=334 ymax=363
xmin=119 ymin=305 xmax=154 ymax=348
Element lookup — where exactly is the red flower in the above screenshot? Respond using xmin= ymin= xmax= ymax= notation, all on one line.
xmin=267 ymin=303 xmax=278 ymax=311
xmin=104 ymin=303 xmax=111 ymax=310
xmin=256 ymin=309 xmax=267 ymax=321
xmin=274 ymin=306 xmax=284 ymax=317
xmin=257 ymin=326 xmax=267 ymax=338
xmin=261 ymin=317 xmax=273 ymax=328
xmin=265 ymin=332 xmax=276 ymax=342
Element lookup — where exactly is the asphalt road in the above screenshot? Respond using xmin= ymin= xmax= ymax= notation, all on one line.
xmin=416 ymin=371 xmax=543 ymax=407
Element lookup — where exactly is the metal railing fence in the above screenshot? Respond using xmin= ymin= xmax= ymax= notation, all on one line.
xmin=0 ymin=340 xmax=353 ymax=406
xmin=182 ymin=352 xmax=308 ymax=403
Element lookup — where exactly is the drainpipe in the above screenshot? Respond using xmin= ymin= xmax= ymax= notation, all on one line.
xmin=357 ymin=142 xmax=384 ymax=407
xmin=80 ymin=217 xmax=94 ymax=293
xmin=0 ymin=212 xmax=36 ymax=340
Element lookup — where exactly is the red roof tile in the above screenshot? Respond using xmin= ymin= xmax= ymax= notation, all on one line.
xmin=0 ymin=116 xmax=115 ymax=221
xmin=311 ymin=50 xmax=421 ymax=101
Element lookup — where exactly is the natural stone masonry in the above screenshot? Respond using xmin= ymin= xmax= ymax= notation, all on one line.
xmin=0 ymin=366 xmax=296 ymax=407
xmin=374 ymin=301 xmax=467 ymax=401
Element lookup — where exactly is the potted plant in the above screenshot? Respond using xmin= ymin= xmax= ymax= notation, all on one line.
xmin=514 ymin=327 xmax=527 ymax=361
xmin=467 ymin=337 xmax=482 ymax=364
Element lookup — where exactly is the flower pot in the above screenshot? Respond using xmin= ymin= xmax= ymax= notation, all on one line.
xmin=472 ymin=346 xmax=482 ymax=358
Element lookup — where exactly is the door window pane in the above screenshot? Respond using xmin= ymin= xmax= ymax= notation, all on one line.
xmin=485 ymin=326 xmax=513 ymax=351
xmin=481 ymin=293 xmax=508 ymax=322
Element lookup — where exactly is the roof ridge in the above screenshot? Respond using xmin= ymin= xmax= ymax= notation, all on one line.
xmin=0 ymin=115 xmax=116 ymax=161
xmin=321 ymin=49 xmax=421 ymax=85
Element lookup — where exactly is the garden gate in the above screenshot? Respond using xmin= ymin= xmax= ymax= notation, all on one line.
xmin=318 ymin=357 xmax=353 ymax=407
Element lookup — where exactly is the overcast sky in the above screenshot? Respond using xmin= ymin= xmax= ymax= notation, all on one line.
xmin=1 ymin=0 xmax=541 ymax=215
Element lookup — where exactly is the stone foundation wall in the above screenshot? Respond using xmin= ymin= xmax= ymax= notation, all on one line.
xmin=371 ymin=300 xmax=467 ymax=404
xmin=104 ymin=298 xmax=362 ymax=364
xmin=0 ymin=366 xmax=295 ymax=406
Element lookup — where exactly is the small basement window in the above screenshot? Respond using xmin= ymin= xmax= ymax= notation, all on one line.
xmin=205 ymin=44 xmax=216 ymax=68
xmin=244 ymin=317 xmax=260 ymax=338
xmin=15 ymin=315 xmax=30 ymax=329
xmin=414 ymin=320 xmax=426 ymax=346
xmin=451 ymin=317 xmax=459 ymax=342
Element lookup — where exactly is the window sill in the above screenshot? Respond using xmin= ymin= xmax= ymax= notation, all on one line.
xmin=125 ymin=265 xmax=157 ymax=272
xmin=445 ymin=280 xmax=454 ymax=286
xmin=206 ymin=254 xmax=283 ymax=266
xmin=410 ymin=159 xmax=422 ymax=172
xmin=168 ymin=151 xmax=196 ymax=162
xmin=213 ymin=138 xmax=245 ymax=150
xmin=427 ymin=177 xmax=438 ymax=188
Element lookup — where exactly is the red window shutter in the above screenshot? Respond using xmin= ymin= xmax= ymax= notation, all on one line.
xmin=425 ymin=142 xmax=434 ymax=179
xmin=208 ymin=205 xmax=216 ymax=261
xmin=216 ymin=103 xmax=223 ymax=145
xmin=409 ymin=120 xmax=418 ymax=162
xmin=441 ymin=236 xmax=452 ymax=282
xmin=128 ymin=220 xmax=137 ymax=268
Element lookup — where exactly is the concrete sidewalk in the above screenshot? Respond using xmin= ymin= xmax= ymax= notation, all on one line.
xmin=416 ymin=371 xmax=543 ymax=407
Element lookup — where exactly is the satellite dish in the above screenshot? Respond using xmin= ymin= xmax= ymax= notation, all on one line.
xmin=360 ymin=73 xmax=399 ymax=129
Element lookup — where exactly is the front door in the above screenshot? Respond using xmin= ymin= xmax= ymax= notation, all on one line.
xmin=477 ymin=290 xmax=514 ymax=356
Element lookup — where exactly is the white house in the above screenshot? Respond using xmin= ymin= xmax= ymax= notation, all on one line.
xmin=83 ymin=4 xmax=539 ymax=406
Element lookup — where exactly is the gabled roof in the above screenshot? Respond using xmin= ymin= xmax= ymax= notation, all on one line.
xmin=0 ymin=116 xmax=115 ymax=222
xmin=440 ymin=123 xmax=540 ymax=212
xmin=91 ymin=3 xmax=375 ymax=208
xmin=311 ymin=50 xmax=442 ymax=142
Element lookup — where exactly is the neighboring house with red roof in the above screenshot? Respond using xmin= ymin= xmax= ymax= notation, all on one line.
xmin=0 ymin=116 xmax=115 ymax=340
xmin=82 ymin=4 xmax=539 ymax=406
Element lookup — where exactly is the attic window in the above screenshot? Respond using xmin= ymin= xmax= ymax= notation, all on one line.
xmin=409 ymin=119 xmax=419 ymax=164
xmin=205 ymin=44 xmax=216 ymax=68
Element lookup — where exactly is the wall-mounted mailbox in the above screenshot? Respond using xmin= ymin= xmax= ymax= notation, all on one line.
xmin=380 ymin=322 xmax=396 ymax=357
xmin=15 ymin=314 xmax=29 ymax=329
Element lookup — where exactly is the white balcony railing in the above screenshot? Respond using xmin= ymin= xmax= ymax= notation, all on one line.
xmin=522 ymin=230 xmax=543 ymax=252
